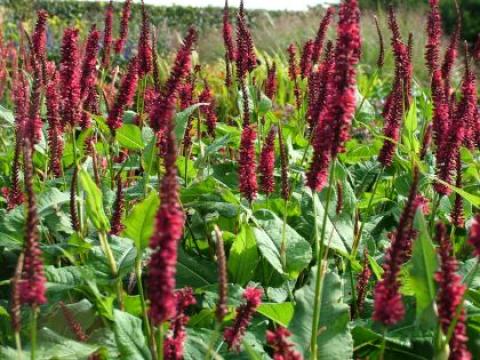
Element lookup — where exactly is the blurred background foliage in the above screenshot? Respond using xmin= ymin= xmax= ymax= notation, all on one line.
xmin=0 ymin=0 xmax=478 ymax=83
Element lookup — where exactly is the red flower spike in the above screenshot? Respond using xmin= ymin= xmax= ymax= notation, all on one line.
xmin=110 ymin=177 xmax=125 ymax=236
xmin=102 ymin=1 xmax=114 ymax=68
xmin=148 ymin=94 xmax=185 ymax=326
xmin=435 ymin=224 xmax=472 ymax=359
xmin=223 ymin=0 xmax=236 ymax=62
xmin=239 ymin=125 xmax=258 ymax=202
xmin=300 ymin=39 xmax=314 ymax=79
xmin=224 ymin=287 xmax=263 ymax=351
xmin=115 ymin=0 xmax=132 ymax=54
xmin=150 ymin=28 xmax=196 ymax=133
xmin=138 ymin=2 xmax=153 ymax=78
xmin=265 ymin=61 xmax=277 ymax=100
xmin=425 ymin=0 xmax=442 ymax=73
xmin=199 ymin=82 xmax=218 ymax=137
xmin=107 ymin=57 xmax=139 ymax=132
xmin=46 ymin=72 xmax=64 ymax=178
xmin=469 ymin=215 xmax=480 ymax=258
xmin=32 ymin=10 xmax=48 ymax=61
xmin=19 ymin=142 xmax=46 ymax=306
xmin=266 ymin=327 xmax=303 ymax=360
xmin=373 ymin=168 xmax=420 ymax=325
xmin=258 ymin=127 xmax=276 ymax=195
xmin=60 ymin=28 xmax=81 ymax=128
xmin=164 ymin=288 xmax=196 ymax=360
xmin=378 ymin=80 xmax=403 ymax=167
xmin=355 ymin=249 xmax=372 ymax=316
xmin=312 ymin=7 xmax=335 ymax=65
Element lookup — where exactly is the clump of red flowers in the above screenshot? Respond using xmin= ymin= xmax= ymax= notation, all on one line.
xmin=425 ymin=0 xmax=442 ymax=73
xmin=102 ymin=1 xmax=114 ymax=68
xmin=435 ymin=223 xmax=472 ymax=359
xmin=266 ymin=327 xmax=303 ymax=360
xmin=224 ymin=287 xmax=263 ymax=350
xmin=239 ymin=125 xmax=258 ymax=202
xmin=312 ymin=7 xmax=335 ymax=65
xmin=164 ymin=288 xmax=197 ymax=360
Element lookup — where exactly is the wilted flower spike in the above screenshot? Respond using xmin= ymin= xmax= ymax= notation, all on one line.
xmin=266 ymin=327 xmax=303 ymax=360
xmin=107 ymin=57 xmax=139 ymax=132
xmin=435 ymin=223 xmax=472 ymax=359
xmin=258 ymin=127 xmax=276 ymax=195
xmin=355 ymin=249 xmax=371 ymax=316
xmin=451 ymin=158 xmax=465 ymax=228
xmin=115 ymin=0 xmax=132 ymax=53
xmin=374 ymin=16 xmax=385 ymax=69
xmin=224 ymin=287 xmax=263 ymax=351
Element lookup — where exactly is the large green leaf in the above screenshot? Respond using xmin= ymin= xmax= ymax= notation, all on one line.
xmin=177 ymin=248 xmax=218 ymax=288
xmin=289 ymin=269 xmax=353 ymax=359
xmin=116 ymin=124 xmax=144 ymax=150
xmin=257 ymin=302 xmax=294 ymax=327
xmin=409 ymin=211 xmax=438 ymax=329
xmin=122 ymin=191 xmax=160 ymax=252
xmin=79 ymin=168 xmax=110 ymax=232
xmin=113 ymin=310 xmax=152 ymax=360
xmin=253 ymin=209 xmax=312 ymax=278
xmin=228 ymin=224 xmax=259 ymax=285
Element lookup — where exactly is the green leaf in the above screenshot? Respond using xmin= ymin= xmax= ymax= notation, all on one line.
xmin=405 ymin=99 xmax=418 ymax=133
xmin=175 ymin=103 xmax=206 ymax=145
xmin=116 ymin=124 xmax=145 ymax=150
xmin=228 ymin=224 xmax=259 ymax=285
xmin=253 ymin=209 xmax=312 ymax=278
xmin=257 ymin=302 xmax=294 ymax=327
xmin=122 ymin=191 xmax=160 ymax=252
xmin=410 ymin=211 xmax=438 ymax=329
xmin=0 ymin=105 xmax=15 ymax=126
xmin=79 ymin=168 xmax=110 ymax=232
xmin=289 ymin=269 xmax=353 ymax=359
xmin=177 ymin=248 xmax=218 ymax=288
xmin=113 ymin=310 xmax=152 ymax=360
xmin=142 ymin=136 xmax=158 ymax=176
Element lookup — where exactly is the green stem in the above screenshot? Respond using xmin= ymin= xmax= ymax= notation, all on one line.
xmin=30 ymin=306 xmax=38 ymax=360
xmin=99 ymin=231 xmax=123 ymax=308
xmin=15 ymin=330 xmax=22 ymax=360
xmin=136 ymin=256 xmax=154 ymax=353
xmin=310 ymin=160 xmax=336 ymax=360
xmin=205 ymin=323 xmax=221 ymax=360
xmin=156 ymin=325 xmax=164 ymax=360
